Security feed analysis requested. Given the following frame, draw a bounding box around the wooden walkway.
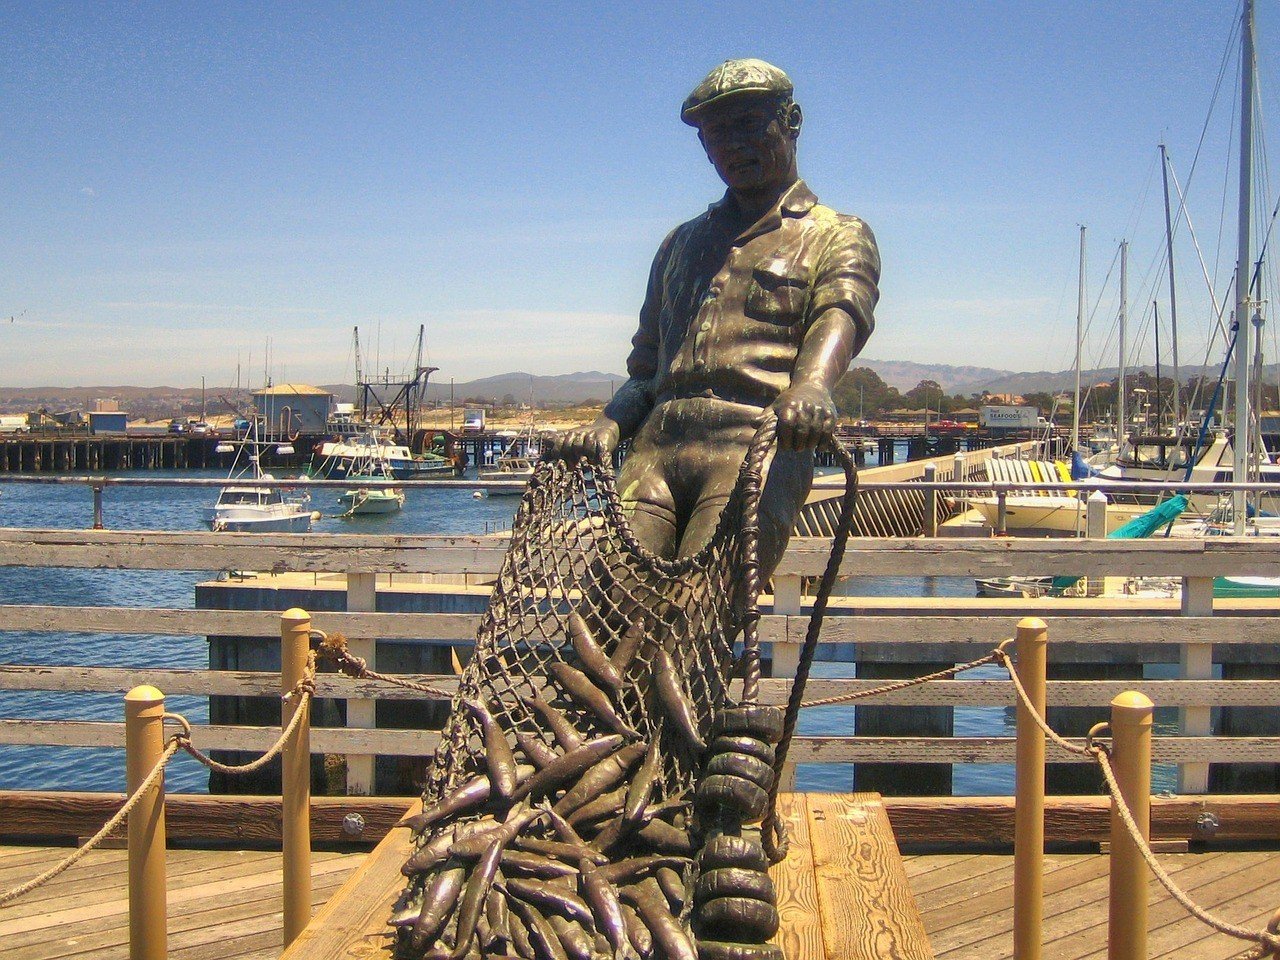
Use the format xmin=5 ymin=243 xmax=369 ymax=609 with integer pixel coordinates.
xmin=904 ymin=848 xmax=1280 ymax=960
xmin=0 ymin=843 xmax=364 ymax=960
xmin=3 ymin=814 xmax=1279 ymax=959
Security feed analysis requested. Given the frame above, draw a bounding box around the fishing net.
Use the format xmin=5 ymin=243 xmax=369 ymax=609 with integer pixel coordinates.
xmin=391 ymin=416 xmax=857 ymax=960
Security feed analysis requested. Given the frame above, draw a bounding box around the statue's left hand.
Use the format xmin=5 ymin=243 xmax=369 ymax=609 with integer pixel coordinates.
xmin=772 ymin=383 xmax=838 ymax=452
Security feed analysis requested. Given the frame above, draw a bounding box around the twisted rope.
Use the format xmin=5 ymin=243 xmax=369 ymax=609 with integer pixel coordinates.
xmin=0 ymin=738 xmax=181 ymax=908
xmin=314 ymin=629 xmax=457 ymax=699
xmin=1094 ymin=745 xmax=1280 ymax=956
xmin=998 ymin=644 xmax=1280 ymax=955
xmin=175 ymin=653 xmax=317 ymax=775
xmin=797 ymin=650 xmax=1002 ymax=709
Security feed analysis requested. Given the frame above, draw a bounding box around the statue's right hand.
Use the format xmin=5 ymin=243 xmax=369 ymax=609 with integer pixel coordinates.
xmin=542 ymin=420 xmax=620 ymax=464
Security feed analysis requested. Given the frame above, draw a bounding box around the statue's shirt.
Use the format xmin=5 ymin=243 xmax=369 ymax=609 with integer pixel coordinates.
xmin=626 ymin=179 xmax=880 ymax=408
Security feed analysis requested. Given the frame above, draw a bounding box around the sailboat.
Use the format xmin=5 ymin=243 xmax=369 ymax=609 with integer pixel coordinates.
xmin=1134 ymin=0 xmax=1280 ymax=596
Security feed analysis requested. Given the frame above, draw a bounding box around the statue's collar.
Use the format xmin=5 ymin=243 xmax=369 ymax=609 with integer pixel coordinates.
xmin=710 ymin=180 xmax=817 ymax=244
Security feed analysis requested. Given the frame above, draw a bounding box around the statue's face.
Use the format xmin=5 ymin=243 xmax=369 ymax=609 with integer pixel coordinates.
xmin=697 ymin=97 xmax=798 ymax=194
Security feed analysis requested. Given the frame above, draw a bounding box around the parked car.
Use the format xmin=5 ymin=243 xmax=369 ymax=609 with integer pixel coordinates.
xmin=167 ymin=418 xmax=188 ymax=435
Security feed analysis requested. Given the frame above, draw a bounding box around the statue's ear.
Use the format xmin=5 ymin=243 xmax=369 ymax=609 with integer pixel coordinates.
xmin=787 ymin=103 xmax=803 ymax=140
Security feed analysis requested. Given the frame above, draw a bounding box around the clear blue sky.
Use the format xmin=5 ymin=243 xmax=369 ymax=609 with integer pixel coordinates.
xmin=1 ymin=1 xmax=1272 ymax=387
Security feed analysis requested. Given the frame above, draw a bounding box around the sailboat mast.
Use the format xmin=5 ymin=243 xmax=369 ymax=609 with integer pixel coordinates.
xmin=1073 ymin=225 xmax=1086 ymax=452
xmin=1160 ymin=144 xmax=1181 ymax=429
xmin=1233 ymin=0 xmax=1256 ymax=533
xmin=1119 ymin=240 xmax=1128 ymax=451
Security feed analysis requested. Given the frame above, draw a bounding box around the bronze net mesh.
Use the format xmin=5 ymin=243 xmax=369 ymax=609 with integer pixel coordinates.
xmin=420 ymin=453 xmax=747 ymax=830
xmin=393 ymin=422 xmax=856 ymax=958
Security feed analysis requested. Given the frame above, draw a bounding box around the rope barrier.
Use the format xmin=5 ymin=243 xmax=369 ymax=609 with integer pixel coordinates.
xmin=0 ymin=738 xmax=181 ymax=908
xmin=0 ymin=655 xmax=318 ymax=908
xmin=997 ymin=644 xmax=1280 ymax=957
xmin=313 ymin=629 xmax=457 ymax=700
xmin=1094 ymin=746 xmax=1280 ymax=956
xmin=6 ymin=617 xmax=1279 ymax=958
xmin=797 ymin=649 xmax=1003 ymax=709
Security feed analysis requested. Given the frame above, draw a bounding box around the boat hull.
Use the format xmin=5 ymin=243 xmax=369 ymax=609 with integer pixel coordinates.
xmin=339 ymin=489 xmax=405 ymax=515
xmin=968 ymin=496 xmax=1150 ymax=535
xmin=204 ymin=507 xmax=313 ymax=533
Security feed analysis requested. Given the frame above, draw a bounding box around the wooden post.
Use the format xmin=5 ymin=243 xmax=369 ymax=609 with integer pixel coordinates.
xmin=281 ymin=608 xmax=312 ymax=946
xmin=1086 ymin=491 xmax=1108 ymax=595
xmin=346 ymin=573 xmax=377 ymax=794
xmin=92 ymin=483 xmax=104 ymax=530
xmin=923 ymin=463 xmax=938 ymax=537
xmin=125 ymin=685 xmax=167 ymax=960
xmin=995 ymin=488 xmax=1008 ymax=536
xmin=1013 ymin=617 xmax=1047 ymax=960
xmin=1108 ymin=691 xmax=1153 ymax=960
xmin=1179 ymin=577 xmax=1213 ymax=793
xmin=771 ymin=574 xmax=803 ymax=790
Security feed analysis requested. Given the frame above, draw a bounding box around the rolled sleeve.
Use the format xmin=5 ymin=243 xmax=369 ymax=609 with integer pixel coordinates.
xmin=624 ymin=228 xmax=677 ymax=381
xmin=809 ymin=216 xmax=881 ymax=354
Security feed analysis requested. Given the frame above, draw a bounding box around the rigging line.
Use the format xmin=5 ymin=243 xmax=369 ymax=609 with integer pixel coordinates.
xmin=1180 ymin=7 xmax=1243 ymax=211
xmin=1166 ymin=160 xmax=1234 ymax=342
xmin=1123 ymin=149 xmax=1161 ymax=245
xmin=1214 ymin=66 xmax=1241 ymax=295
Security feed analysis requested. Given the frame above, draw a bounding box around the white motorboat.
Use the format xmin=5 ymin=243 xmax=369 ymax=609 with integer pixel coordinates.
xmin=205 ymin=420 xmax=313 ymax=533
xmin=478 ymin=422 xmax=542 ymax=495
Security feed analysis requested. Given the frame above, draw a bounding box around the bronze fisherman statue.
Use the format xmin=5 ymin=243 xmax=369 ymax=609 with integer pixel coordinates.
xmin=393 ymin=60 xmax=882 ymax=960
xmin=549 ymin=58 xmax=880 ymax=576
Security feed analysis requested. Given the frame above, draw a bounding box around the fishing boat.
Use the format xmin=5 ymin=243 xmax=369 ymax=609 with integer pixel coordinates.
xmin=205 ymin=419 xmax=314 ymax=533
xmin=339 ymin=455 xmax=405 ymax=517
xmin=311 ymin=431 xmax=458 ymax=480
xmin=966 ymin=455 xmax=1149 ymax=535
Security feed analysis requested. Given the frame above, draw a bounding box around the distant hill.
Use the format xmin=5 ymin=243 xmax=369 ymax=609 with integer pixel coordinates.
xmin=856 ymin=359 xmax=1015 ymax=392
xmin=5 ymin=361 xmax=1275 ymax=418
xmin=419 ymin=371 xmax=630 ymax=406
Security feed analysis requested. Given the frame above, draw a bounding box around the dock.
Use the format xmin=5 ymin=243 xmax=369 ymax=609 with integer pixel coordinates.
xmin=4 ymin=808 xmax=1278 ymax=960
xmin=2 ymin=462 xmax=1280 ymax=958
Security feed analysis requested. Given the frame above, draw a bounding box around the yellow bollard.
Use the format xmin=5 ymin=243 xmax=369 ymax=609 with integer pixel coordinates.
xmin=1108 ymin=691 xmax=1153 ymax=960
xmin=281 ymin=608 xmax=313 ymax=946
xmin=1013 ymin=617 xmax=1048 ymax=960
xmin=125 ymin=685 xmax=167 ymax=960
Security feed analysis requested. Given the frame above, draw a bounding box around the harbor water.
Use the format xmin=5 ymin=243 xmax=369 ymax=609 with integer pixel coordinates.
xmin=0 ymin=465 xmax=1178 ymax=796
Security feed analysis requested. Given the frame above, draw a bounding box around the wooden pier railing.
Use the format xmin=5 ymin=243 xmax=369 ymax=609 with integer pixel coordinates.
xmin=2 ymin=521 xmax=1279 ymax=807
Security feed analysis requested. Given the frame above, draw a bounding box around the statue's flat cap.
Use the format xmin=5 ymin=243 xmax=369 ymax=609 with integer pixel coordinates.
xmin=681 ymin=59 xmax=793 ymax=126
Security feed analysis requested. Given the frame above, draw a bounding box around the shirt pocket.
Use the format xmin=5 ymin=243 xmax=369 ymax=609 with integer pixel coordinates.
xmin=745 ymin=257 xmax=809 ymax=324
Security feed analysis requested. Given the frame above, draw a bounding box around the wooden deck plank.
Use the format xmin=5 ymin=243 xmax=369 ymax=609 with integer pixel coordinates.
xmin=1036 ymin=852 xmax=1274 ymax=954
xmin=278 ymin=801 xmax=420 ymax=960
xmin=930 ymin=850 xmax=1254 ymax=956
xmin=807 ymin=792 xmax=936 ymax=960
xmin=0 ymin=848 xmax=282 ymax=918
xmin=1069 ymin=853 xmax=1280 ymax=960
xmin=914 ymin=854 xmax=1097 ymax=934
xmin=769 ymin=792 xmax=825 ymax=960
xmin=908 ymin=850 xmax=1280 ymax=960
xmin=0 ymin=849 xmax=293 ymax=928
xmin=1 ymin=852 xmax=360 ymax=960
